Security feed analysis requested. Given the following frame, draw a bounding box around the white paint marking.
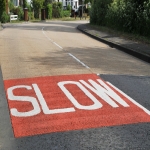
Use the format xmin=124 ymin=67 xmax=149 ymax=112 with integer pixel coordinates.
xmin=68 ymin=53 xmax=90 ymax=69
xmin=58 ymin=81 xmax=102 ymax=110
xmin=42 ymin=27 xmax=90 ymax=69
xmin=80 ymin=79 xmax=129 ymax=108
xmin=7 ymin=85 xmax=41 ymax=117
xmin=107 ymin=82 xmax=150 ymax=115
xmin=42 ymin=27 xmax=63 ymax=49
xmin=32 ymin=84 xmax=75 ymax=114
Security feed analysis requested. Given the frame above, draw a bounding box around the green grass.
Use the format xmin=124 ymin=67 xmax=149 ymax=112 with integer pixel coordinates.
xmin=46 ymin=16 xmax=89 ymax=21
xmin=30 ymin=19 xmax=41 ymax=23
xmin=30 ymin=17 xmax=80 ymax=22
xmin=87 ymin=24 xmax=150 ymax=45
xmin=7 ymin=16 xmax=89 ymax=23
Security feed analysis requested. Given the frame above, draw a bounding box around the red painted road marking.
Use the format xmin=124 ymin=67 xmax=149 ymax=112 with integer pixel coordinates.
xmin=4 ymin=74 xmax=150 ymax=137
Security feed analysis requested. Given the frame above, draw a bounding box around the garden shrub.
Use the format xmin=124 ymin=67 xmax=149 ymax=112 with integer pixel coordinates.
xmin=47 ymin=4 xmax=52 ymax=19
xmin=62 ymin=10 xmax=70 ymax=17
xmin=28 ymin=12 xmax=34 ymax=20
xmin=90 ymin=0 xmax=112 ymax=25
xmin=67 ymin=4 xmax=71 ymax=11
xmin=12 ymin=6 xmax=24 ymax=20
xmin=52 ymin=2 xmax=63 ymax=18
xmin=1 ymin=11 xmax=9 ymax=23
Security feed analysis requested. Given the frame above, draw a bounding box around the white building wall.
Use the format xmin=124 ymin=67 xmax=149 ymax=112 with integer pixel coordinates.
xmin=58 ymin=0 xmax=78 ymax=10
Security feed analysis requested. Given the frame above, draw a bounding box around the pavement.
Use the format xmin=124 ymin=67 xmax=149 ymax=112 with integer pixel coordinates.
xmin=77 ymin=23 xmax=150 ymax=63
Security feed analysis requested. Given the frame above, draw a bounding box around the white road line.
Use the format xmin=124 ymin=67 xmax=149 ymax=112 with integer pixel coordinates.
xmin=42 ymin=27 xmax=63 ymax=49
xmin=42 ymin=27 xmax=90 ymax=69
xmin=68 ymin=53 xmax=90 ymax=69
xmin=107 ymin=82 xmax=150 ymax=115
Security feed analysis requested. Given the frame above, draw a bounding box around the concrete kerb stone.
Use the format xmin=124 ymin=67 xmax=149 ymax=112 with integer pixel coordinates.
xmin=77 ymin=24 xmax=150 ymax=63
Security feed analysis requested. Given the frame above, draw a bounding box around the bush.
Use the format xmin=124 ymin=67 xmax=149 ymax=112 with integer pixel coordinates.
xmin=67 ymin=4 xmax=71 ymax=11
xmin=90 ymin=0 xmax=112 ymax=25
xmin=12 ymin=7 xmax=24 ymax=20
xmin=57 ymin=2 xmax=62 ymax=9
xmin=52 ymin=2 xmax=63 ymax=18
xmin=1 ymin=11 xmax=9 ymax=23
xmin=141 ymin=0 xmax=150 ymax=36
xmin=32 ymin=0 xmax=44 ymax=19
xmin=90 ymin=2 xmax=97 ymax=24
xmin=34 ymin=9 xmax=39 ymax=19
xmin=47 ymin=4 xmax=52 ymax=19
xmin=105 ymin=0 xmax=150 ymax=37
xmin=87 ymin=7 xmax=91 ymax=16
xmin=52 ymin=9 xmax=59 ymax=18
xmin=62 ymin=10 xmax=70 ymax=17
xmin=28 ymin=12 xmax=34 ymax=20
xmin=91 ymin=0 xmax=150 ymax=38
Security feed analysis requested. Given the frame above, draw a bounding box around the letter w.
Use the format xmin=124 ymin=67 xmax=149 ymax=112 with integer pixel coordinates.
xmin=79 ymin=79 xmax=129 ymax=108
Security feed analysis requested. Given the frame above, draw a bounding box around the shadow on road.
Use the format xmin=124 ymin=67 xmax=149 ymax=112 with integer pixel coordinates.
xmin=27 ymin=46 xmax=150 ymax=76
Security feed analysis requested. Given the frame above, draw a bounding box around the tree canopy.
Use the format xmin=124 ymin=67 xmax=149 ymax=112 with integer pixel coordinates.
xmin=23 ymin=0 xmax=28 ymax=8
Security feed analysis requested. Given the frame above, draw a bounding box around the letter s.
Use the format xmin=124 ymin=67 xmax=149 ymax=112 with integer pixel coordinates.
xmin=7 ymin=85 xmax=41 ymax=117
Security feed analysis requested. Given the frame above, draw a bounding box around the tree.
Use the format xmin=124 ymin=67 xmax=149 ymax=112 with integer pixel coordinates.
xmin=9 ymin=0 xmax=14 ymax=12
xmin=47 ymin=3 xmax=52 ymax=19
xmin=23 ymin=0 xmax=28 ymax=8
xmin=0 ymin=0 xmax=6 ymax=21
xmin=44 ymin=0 xmax=53 ymax=7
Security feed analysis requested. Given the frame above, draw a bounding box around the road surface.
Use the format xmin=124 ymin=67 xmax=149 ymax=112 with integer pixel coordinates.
xmin=0 ymin=21 xmax=150 ymax=150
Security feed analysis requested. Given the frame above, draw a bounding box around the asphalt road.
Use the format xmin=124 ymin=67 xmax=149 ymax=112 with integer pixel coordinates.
xmin=0 ymin=20 xmax=150 ymax=150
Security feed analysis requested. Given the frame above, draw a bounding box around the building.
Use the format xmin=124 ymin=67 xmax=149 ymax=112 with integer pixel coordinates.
xmin=11 ymin=0 xmax=24 ymax=7
xmin=60 ymin=0 xmax=78 ymax=10
xmin=5 ymin=0 xmax=22 ymax=14
xmin=58 ymin=0 xmax=83 ymax=10
xmin=5 ymin=0 xmax=85 ymax=14
xmin=12 ymin=0 xmax=20 ymax=6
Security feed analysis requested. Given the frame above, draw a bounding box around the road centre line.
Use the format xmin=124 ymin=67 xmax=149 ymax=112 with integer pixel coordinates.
xmin=68 ymin=53 xmax=90 ymax=69
xmin=42 ymin=26 xmax=90 ymax=70
xmin=42 ymin=27 xmax=63 ymax=49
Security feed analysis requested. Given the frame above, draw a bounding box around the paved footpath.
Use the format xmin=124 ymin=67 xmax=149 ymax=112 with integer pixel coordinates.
xmin=78 ymin=24 xmax=150 ymax=63
xmin=0 ymin=21 xmax=150 ymax=150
